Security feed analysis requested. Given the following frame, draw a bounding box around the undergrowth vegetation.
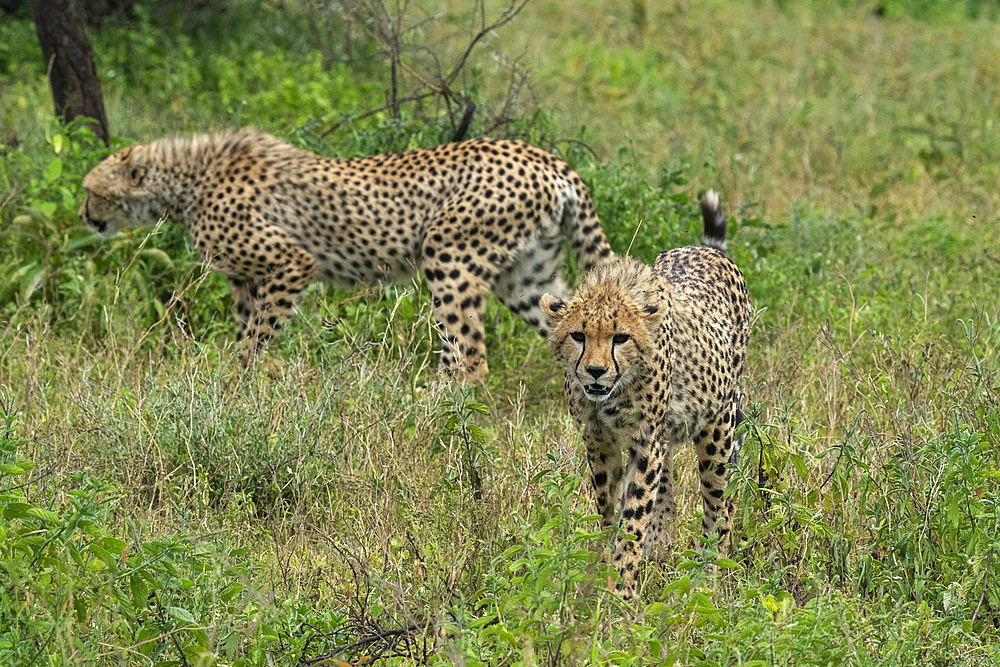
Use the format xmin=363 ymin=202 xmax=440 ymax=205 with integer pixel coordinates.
xmin=2 ymin=0 xmax=1000 ymax=664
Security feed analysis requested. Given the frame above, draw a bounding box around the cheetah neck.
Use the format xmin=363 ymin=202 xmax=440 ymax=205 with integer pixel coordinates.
xmin=141 ymin=136 xmax=220 ymax=224
xmin=142 ymin=129 xmax=291 ymax=226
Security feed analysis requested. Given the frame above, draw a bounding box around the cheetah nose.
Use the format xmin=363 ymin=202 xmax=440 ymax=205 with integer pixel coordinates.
xmin=586 ymin=365 xmax=607 ymax=380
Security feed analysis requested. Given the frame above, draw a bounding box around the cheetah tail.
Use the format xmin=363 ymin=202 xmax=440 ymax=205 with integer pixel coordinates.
xmin=565 ymin=183 xmax=615 ymax=273
xmin=701 ymin=189 xmax=728 ymax=253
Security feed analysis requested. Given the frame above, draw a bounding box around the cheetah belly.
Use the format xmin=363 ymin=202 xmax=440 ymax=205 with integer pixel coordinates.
xmin=269 ymin=183 xmax=428 ymax=286
xmin=305 ymin=234 xmax=421 ymax=285
xmin=284 ymin=213 xmax=423 ymax=286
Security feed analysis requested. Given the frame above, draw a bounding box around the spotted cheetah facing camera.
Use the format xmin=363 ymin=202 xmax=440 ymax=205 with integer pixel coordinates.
xmin=541 ymin=190 xmax=752 ymax=596
xmin=79 ymin=128 xmax=612 ymax=378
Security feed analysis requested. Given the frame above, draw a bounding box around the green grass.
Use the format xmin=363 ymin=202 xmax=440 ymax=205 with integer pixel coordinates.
xmin=2 ymin=0 xmax=1000 ymax=664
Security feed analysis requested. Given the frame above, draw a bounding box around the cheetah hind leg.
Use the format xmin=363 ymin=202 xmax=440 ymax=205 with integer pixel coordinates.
xmin=693 ymin=402 xmax=741 ymax=561
xmin=231 ymin=280 xmax=267 ymax=368
xmin=492 ymin=234 xmax=568 ymax=339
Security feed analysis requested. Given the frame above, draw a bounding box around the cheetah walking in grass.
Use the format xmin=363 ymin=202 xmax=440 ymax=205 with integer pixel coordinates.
xmin=541 ymin=191 xmax=752 ymax=596
xmin=79 ymin=128 xmax=612 ymax=378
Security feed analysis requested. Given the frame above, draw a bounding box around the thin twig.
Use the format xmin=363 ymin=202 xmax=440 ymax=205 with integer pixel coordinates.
xmin=442 ymin=0 xmax=531 ymax=89
xmin=0 ymin=461 xmax=58 ymax=494
xmin=323 ymin=0 xmax=531 ymax=142
xmin=820 ymin=410 xmax=866 ymax=490
xmin=971 ymin=544 xmax=995 ymax=624
xmin=301 ymin=624 xmax=423 ymax=665
xmin=0 ymin=185 xmax=15 ymax=217
xmin=558 ymin=138 xmax=600 ymax=160
xmin=320 ymin=92 xmax=437 ymax=139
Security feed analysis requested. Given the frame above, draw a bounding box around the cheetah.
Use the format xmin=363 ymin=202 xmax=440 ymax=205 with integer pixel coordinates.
xmin=540 ymin=191 xmax=752 ymax=596
xmin=78 ymin=128 xmax=612 ymax=378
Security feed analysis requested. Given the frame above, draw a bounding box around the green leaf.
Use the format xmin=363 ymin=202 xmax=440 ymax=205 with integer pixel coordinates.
xmin=138 ymin=248 xmax=174 ymax=269
xmin=0 ymin=464 xmax=26 ymax=476
xmin=530 ymin=469 xmax=550 ymax=484
xmin=166 ymin=605 xmax=196 ymax=624
xmin=467 ymin=424 xmax=485 ymax=443
xmin=60 ymin=186 xmax=75 ymax=211
xmin=791 ymin=453 xmax=809 ymax=481
xmin=43 ymin=157 xmax=63 ymax=183
xmin=219 ymin=581 xmax=243 ymax=603
xmin=89 ymin=544 xmax=113 ymax=569
xmin=130 ymin=574 xmax=148 ymax=606
xmin=136 ymin=626 xmax=158 ymax=644
xmin=19 ymin=264 xmax=47 ymax=301
xmin=224 ymin=632 xmax=239 ymax=659
xmin=74 ymin=598 xmax=88 ymax=623
xmin=26 ymin=507 xmax=60 ymax=523
xmin=3 ymin=502 xmax=33 ymax=519
xmin=36 ymin=201 xmax=57 ymax=217
xmin=65 ymin=230 xmax=105 ymax=252
xmin=98 ymin=537 xmax=127 ymax=555
xmin=760 ymin=517 xmax=783 ymax=533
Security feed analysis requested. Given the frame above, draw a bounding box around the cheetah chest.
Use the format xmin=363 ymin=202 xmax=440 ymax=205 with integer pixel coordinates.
xmin=595 ymin=362 xmax=729 ymax=447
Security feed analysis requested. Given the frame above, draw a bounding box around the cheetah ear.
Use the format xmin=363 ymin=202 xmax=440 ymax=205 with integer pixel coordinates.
xmin=640 ymin=297 xmax=665 ymax=321
xmin=540 ymin=293 xmax=567 ymax=325
xmin=125 ymin=146 xmax=147 ymax=186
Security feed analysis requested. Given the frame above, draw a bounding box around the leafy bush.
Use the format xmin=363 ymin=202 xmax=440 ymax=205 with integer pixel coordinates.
xmin=0 ymin=395 xmax=249 ymax=664
xmin=576 ymin=146 xmax=701 ymax=263
xmin=438 ymin=461 xmax=739 ymax=665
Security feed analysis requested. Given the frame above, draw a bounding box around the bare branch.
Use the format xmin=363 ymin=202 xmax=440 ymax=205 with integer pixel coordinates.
xmin=319 ymin=91 xmax=438 ymax=139
xmin=443 ymin=0 xmax=531 ymax=89
xmin=300 ymin=624 xmax=425 ymax=665
xmin=316 ymin=0 xmax=532 ymax=142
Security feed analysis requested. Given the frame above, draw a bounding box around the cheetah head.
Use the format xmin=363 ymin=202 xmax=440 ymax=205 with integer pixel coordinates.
xmin=541 ymin=256 xmax=665 ymax=402
xmin=78 ymin=144 xmax=158 ymax=237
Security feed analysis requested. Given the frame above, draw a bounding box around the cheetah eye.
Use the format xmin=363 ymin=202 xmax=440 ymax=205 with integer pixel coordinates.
xmin=612 ymin=333 xmax=630 ymax=345
xmin=570 ymin=332 xmax=585 ymax=343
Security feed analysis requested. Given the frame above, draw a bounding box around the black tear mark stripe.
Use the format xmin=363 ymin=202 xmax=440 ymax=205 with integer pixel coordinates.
xmin=611 ymin=324 xmax=620 ymax=376
xmin=574 ymin=335 xmax=586 ymax=377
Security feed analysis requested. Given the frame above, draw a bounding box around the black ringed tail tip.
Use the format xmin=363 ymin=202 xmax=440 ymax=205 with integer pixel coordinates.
xmin=700 ymin=189 xmax=728 ymax=253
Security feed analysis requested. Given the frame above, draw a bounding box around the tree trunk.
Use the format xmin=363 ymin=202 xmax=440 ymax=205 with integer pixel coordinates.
xmin=29 ymin=0 xmax=109 ymax=146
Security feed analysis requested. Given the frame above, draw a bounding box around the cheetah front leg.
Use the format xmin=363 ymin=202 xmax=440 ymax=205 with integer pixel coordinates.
xmin=240 ymin=244 xmax=316 ymax=359
xmin=194 ymin=219 xmax=316 ymax=360
xmin=492 ymin=236 xmax=569 ymax=339
xmin=643 ymin=440 xmax=677 ymax=562
xmin=581 ymin=421 xmax=623 ymax=529
xmin=612 ymin=421 xmax=664 ymax=597
xmin=230 ymin=280 xmax=255 ymax=343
